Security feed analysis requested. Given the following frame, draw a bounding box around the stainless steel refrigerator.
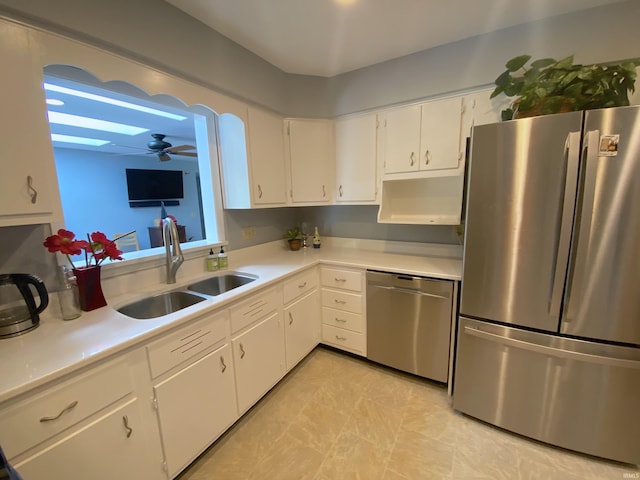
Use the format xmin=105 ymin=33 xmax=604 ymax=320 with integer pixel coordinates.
xmin=453 ymin=106 xmax=640 ymax=465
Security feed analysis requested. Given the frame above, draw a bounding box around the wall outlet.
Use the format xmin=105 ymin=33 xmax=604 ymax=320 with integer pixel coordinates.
xmin=241 ymin=226 xmax=256 ymax=240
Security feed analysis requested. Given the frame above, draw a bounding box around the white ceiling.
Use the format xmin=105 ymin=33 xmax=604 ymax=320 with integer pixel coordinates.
xmin=165 ymin=0 xmax=626 ymax=77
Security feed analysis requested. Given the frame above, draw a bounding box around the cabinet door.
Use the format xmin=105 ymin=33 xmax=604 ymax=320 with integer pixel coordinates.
xmin=420 ymin=96 xmax=463 ymax=171
xmin=0 ymin=21 xmax=58 ymax=223
xmin=247 ymin=107 xmax=287 ymax=205
xmin=232 ymin=311 xmax=285 ymax=414
xmin=15 ymin=400 xmax=160 ymax=480
xmin=153 ymin=344 xmax=237 ymax=478
xmin=381 ymin=104 xmax=421 ymax=174
xmin=287 ymin=119 xmax=334 ymax=203
xmin=335 ymin=114 xmax=378 ymax=203
xmin=284 ymin=290 xmax=320 ymax=370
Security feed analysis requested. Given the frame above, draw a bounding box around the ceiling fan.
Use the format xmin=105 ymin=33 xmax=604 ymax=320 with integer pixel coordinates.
xmin=144 ymin=133 xmax=197 ymax=161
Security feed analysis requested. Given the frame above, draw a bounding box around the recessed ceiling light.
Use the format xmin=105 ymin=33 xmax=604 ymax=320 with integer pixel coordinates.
xmin=46 ymin=98 xmax=64 ymax=106
xmin=51 ymin=133 xmax=110 ymax=146
xmin=43 ymin=83 xmax=188 ymax=121
xmin=47 ymin=111 xmax=149 ymax=136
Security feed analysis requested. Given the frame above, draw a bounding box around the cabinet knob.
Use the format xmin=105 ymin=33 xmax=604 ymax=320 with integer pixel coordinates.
xmin=410 ymin=152 xmax=415 ymax=166
xmin=335 ymin=335 xmax=347 ymax=341
xmin=239 ymin=343 xmax=246 ymax=359
xmin=425 ymin=150 xmax=431 ymax=165
xmin=334 ymin=299 xmax=347 ymax=305
xmin=27 ymin=175 xmax=38 ymax=204
xmin=289 ymin=312 xmax=294 ymax=325
xmin=298 ymin=281 xmax=307 ymax=289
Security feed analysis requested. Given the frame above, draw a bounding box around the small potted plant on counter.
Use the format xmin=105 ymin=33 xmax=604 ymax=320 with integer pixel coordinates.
xmin=284 ymin=226 xmax=303 ymax=251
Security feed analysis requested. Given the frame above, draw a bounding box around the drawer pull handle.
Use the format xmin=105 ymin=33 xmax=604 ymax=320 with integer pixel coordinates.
xmin=258 ymin=184 xmax=263 ymax=199
xmin=335 ymin=335 xmax=347 ymax=341
xmin=27 ymin=175 xmax=38 ymax=204
xmin=40 ymin=400 xmax=78 ymax=422
xmin=339 ymin=185 xmax=343 ymax=197
xmin=334 ymin=299 xmax=347 ymax=305
xmin=425 ymin=149 xmax=431 ymax=165
xmin=289 ymin=312 xmax=294 ymax=325
xmin=220 ymin=355 xmax=227 ymax=373
xmin=335 ymin=317 xmax=347 ymax=323
xmin=334 ymin=277 xmax=347 ymax=282
xmin=239 ymin=343 xmax=246 ymax=359
xmin=322 ymin=184 xmax=326 ymax=198
xmin=123 ymin=415 xmax=133 ymax=438
xmin=298 ymin=282 xmax=307 ymax=289
xmin=410 ymin=152 xmax=415 ymax=166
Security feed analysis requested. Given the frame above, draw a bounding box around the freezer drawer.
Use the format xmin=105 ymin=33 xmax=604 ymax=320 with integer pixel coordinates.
xmin=453 ymin=317 xmax=640 ymax=465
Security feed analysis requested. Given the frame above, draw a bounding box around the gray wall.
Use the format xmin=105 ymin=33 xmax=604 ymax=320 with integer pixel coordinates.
xmin=1 ymin=0 xmax=639 ymax=254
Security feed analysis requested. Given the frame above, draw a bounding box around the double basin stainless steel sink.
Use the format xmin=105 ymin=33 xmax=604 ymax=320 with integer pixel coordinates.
xmin=117 ymin=273 xmax=256 ymax=320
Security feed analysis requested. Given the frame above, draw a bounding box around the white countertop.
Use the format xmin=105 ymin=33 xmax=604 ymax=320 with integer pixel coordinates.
xmin=0 ymin=239 xmax=461 ymax=404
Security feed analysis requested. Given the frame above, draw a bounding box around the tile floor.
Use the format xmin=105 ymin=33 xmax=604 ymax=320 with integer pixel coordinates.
xmin=178 ymin=346 xmax=639 ymax=480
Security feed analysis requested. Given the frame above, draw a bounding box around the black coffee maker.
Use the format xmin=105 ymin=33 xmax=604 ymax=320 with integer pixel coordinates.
xmin=0 ymin=273 xmax=49 ymax=338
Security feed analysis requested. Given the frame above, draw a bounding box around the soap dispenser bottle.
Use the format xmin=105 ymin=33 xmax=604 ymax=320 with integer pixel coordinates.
xmin=218 ymin=246 xmax=228 ymax=269
xmin=313 ymin=226 xmax=321 ymax=249
xmin=206 ymin=248 xmax=219 ymax=271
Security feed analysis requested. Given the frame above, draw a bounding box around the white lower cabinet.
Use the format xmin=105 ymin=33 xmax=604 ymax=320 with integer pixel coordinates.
xmin=14 ymin=399 xmax=157 ymax=480
xmin=153 ymin=344 xmax=237 ymax=478
xmin=320 ymin=266 xmax=366 ymax=356
xmin=284 ymin=289 xmax=321 ymax=370
xmin=232 ymin=309 xmax=285 ymax=415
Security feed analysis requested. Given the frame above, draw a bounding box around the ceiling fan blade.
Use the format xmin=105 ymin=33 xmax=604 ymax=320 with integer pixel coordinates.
xmin=167 ymin=144 xmax=196 ymax=153
xmin=158 ymin=152 xmax=171 ymax=162
xmin=172 ymin=152 xmax=198 ymax=158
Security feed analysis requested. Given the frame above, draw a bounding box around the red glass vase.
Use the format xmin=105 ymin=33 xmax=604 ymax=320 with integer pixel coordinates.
xmin=73 ymin=266 xmax=107 ymax=311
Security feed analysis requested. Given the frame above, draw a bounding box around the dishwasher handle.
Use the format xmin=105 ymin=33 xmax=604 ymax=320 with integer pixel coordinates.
xmin=368 ymin=284 xmax=450 ymax=300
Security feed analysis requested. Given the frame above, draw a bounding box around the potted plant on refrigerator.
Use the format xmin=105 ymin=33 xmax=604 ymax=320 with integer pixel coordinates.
xmin=491 ymin=54 xmax=638 ymax=120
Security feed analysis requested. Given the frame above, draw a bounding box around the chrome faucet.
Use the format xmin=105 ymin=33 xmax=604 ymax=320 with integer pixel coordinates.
xmin=161 ymin=209 xmax=184 ymax=284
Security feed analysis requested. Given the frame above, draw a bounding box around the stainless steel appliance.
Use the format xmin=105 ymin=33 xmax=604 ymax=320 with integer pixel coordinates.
xmin=0 ymin=273 xmax=49 ymax=338
xmin=366 ymin=270 xmax=454 ymax=382
xmin=453 ymin=106 xmax=640 ymax=465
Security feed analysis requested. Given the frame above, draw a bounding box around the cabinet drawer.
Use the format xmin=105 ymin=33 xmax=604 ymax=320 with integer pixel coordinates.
xmin=283 ymin=269 xmax=318 ymax=304
xmin=230 ymin=287 xmax=279 ymax=334
xmin=321 ymin=307 xmax=364 ymax=333
xmin=0 ymin=358 xmax=131 ymax=459
xmin=321 ymin=289 xmax=362 ymax=314
xmin=146 ymin=313 xmax=228 ymax=378
xmin=320 ymin=267 xmax=362 ymax=292
xmin=322 ymin=324 xmax=365 ymax=354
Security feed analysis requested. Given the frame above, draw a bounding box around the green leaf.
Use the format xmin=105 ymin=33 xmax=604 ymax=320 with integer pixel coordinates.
xmin=530 ymin=58 xmax=556 ymax=69
xmin=555 ymin=55 xmax=575 ymax=69
xmin=505 ymin=55 xmax=531 ymax=72
xmin=490 ymin=86 xmax=504 ymax=99
xmin=494 ymin=70 xmax=511 ymax=88
xmin=501 ymin=108 xmax=514 ymax=121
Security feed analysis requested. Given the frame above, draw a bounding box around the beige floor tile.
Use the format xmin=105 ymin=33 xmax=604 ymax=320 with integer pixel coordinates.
xmin=315 ymin=430 xmax=391 ymax=480
xmin=287 ymin=398 xmax=349 ymax=453
xmin=386 ymin=428 xmax=455 ymax=479
xmin=343 ymin=396 xmax=404 ymax=449
xmin=248 ymin=431 xmax=325 ymax=480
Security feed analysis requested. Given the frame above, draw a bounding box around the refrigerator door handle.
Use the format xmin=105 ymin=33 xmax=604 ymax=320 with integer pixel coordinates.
xmin=463 ymin=326 xmax=640 ymax=369
xmin=564 ymin=130 xmax=600 ymax=322
xmin=549 ymin=132 xmax=581 ymax=318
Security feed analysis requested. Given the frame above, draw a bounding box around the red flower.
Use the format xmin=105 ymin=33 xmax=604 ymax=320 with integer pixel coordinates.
xmin=44 ymin=229 xmax=125 ymax=267
xmin=43 ymin=229 xmax=90 ymax=256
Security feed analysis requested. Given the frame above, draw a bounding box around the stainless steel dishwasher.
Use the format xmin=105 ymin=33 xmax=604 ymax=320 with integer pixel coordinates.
xmin=366 ymin=270 xmax=453 ymax=382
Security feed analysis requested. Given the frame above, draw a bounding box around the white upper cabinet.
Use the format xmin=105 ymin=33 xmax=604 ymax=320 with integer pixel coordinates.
xmin=219 ymin=107 xmax=287 ymax=209
xmin=286 ymin=118 xmax=335 ymax=204
xmin=0 ymin=20 xmax=61 ymax=226
xmin=381 ymin=96 xmax=464 ymax=176
xmin=246 ymin=107 xmax=287 ymax=206
xmin=334 ymin=113 xmax=378 ymax=204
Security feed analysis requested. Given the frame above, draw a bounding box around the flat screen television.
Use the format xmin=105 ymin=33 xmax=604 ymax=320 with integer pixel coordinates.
xmin=126 ymin=168 xmax=184 ymax=201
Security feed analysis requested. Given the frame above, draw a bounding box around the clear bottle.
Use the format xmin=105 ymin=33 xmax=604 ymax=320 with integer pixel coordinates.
xmin=58 ymin=266 xmax=81 ymax=321
xmin=206 ymin=248 xmax=219 ymax=271
xmin=218 ymin=246 xmax=229 ymax=269
xmin=313 ymin=226 xmax=321 ymax=249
